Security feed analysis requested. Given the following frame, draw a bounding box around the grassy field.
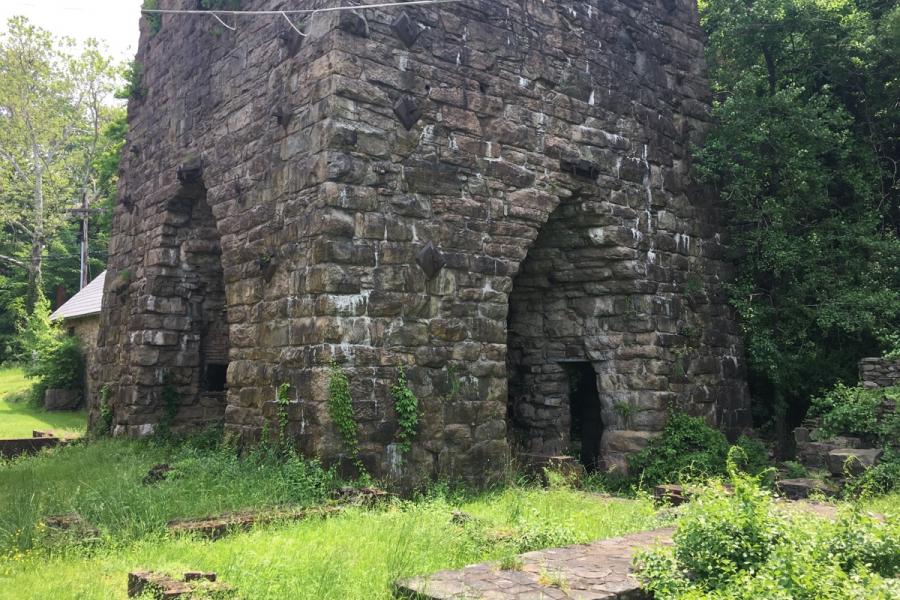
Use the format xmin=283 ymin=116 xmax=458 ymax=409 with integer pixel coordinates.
xmin=0 ymin=439 xmax=662 ymax=599
xmin=0 ymin=367 xmax=86 ymax=438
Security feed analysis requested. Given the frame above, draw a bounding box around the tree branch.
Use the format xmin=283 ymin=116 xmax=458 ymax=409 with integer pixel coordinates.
xmin=0 ymin=254 xmax=26 ymax=268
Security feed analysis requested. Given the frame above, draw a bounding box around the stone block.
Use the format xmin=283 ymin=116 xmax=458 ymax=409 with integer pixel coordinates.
xmin=826 ymin=448 xmax=883 ymax=477
xmin=43 ymin=388 xmax=81 ymax=411
xmin=776 ymin=478 xmax=839 ymax=500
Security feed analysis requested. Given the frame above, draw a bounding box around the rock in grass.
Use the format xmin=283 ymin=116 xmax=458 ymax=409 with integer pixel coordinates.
xmin=142 ymin=463 xmax=172 ymax=485
xmin=826 ymin=448 xmax=883 ymax=476
xmin=776 ymin=478 xmax=839 ymax=500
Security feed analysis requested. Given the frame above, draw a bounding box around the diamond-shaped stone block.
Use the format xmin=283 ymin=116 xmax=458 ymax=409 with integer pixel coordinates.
xmin=416 ymin=242 xmax=445 ymax=279
xmin=392 ymin=11 xmax=420 ymax=48
xmin=393 ymin=95 xmax=423 ymax=131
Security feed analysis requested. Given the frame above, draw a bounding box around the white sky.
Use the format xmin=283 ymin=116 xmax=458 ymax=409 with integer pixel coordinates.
xmin=1 ymin=0 xmax=144 ymax=61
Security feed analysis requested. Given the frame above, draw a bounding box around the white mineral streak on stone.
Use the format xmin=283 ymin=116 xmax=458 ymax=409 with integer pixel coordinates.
xmin=387 ymin=443 xmax=403 ymax=477
xmin=588 ymin=90 xmax=596 ymax=105
xmin=603 ymin=131 xmax=627 ymax=147
xmin=398 ymin=53 xmax=408 ymax=72
xmin=330 ymin=290 xmax=371 ymax=316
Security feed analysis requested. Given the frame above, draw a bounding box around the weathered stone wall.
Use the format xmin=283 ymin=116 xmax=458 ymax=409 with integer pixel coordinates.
xmin=66 ymin=315 xmax=100 ymax=408
xmin=95 ymin=0 xmax=751 ymax=483
xmin=859 ymin=358 xmax=900 ymax=389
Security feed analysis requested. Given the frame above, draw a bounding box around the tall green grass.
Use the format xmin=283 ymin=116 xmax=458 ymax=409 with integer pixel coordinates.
xmin=0 ymin=438 xmax=662 ymax=599
xmin=0 ymin=439 xmax=340 ymax=550
xmin=0 ymin=486 xmax=659 ymax=599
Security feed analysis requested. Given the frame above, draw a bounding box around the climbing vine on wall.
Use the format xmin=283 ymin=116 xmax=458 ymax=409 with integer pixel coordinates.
xmin=157 ymin=371 xmax=181 ymax=439
xmin=391 ymin=366 xmax=420 ymax=453
xmin=94 ymin=385 xmax=113 ymax=437
xmin=276 ymin=382 xmax=291 ymax=448
xmin=328 ymin=360 xmax=362 ymax=469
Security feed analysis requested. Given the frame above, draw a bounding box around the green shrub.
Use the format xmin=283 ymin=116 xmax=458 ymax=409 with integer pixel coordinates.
xmin=672 ymin=473 xmax=782 ymax=590
xmin=18 ymin=294 xmax=84 ymax=407
xmin=627 ymin=412 xmax=730 ymax=488
xmin=809 ymin=383 xmax=900 ymax=445
xmin=117 ymin=61 xmax=145 ymax=100
xmin=636 ymin=470 xmax=900 ymax=599
xmin=844 ymin=450 xmax=900 ymax=498
xmin=782 ymin=460 xmax=809 ymax=479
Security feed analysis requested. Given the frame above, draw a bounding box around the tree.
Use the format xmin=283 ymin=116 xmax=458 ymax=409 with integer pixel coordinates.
xmin=697 ymin=0 xmax=900 ymax=450
xmin=0 ymin=17 xmax=122 ymax=312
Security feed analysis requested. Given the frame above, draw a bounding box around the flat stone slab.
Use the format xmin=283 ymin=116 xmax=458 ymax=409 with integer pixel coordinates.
xmin=395 ymin=528 xmax=674 ymax=599
xmin=826 ymin=448 xmax=883 ymax=476
xmin=127 ymin=570 xmax=232 ymax=598
xmin=167 ymin=505 xmax=341 ymax=540
xmin=776 ymin=478 xmax=839 ymax=500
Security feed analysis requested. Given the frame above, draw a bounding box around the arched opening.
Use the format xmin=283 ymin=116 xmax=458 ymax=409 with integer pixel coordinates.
xmin=506 ymin=196 xmax=607 ymax=471
xmin=166 ymin=177 xmax=229 ymax=416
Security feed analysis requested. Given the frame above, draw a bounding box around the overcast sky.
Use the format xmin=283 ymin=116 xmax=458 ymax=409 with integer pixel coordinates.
xmin=1 ymin=1 xmax=144 ymax=61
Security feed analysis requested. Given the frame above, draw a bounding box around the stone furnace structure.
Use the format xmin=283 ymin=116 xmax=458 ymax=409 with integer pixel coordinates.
xmin=95 ymin=0 xmax=752 ymax=482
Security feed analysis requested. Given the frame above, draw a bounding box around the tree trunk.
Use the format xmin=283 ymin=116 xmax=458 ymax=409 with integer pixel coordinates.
xmin=26 ymin=160 xmax=44 ymax=312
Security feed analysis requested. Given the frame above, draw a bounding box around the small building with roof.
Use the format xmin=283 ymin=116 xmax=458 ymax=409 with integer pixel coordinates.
xmin=50 ymin=271 xmax=106 ymax=408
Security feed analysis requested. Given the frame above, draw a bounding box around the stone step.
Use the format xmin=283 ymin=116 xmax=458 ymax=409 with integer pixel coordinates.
xmin=825 ymin=448 xmax=883 ymax=477
xmin=775 ymin=478 xmax=840 ymax=500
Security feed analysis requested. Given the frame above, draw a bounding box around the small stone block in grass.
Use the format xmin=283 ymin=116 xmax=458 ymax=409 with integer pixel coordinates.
xmin=127 ymin=571 xmax=232 ymax=598
xmin=167 ymin=506 xmax=341 ymax=540
xmin=776 ymin=478 xmax=839 ymax=500
xmin=331 ymin=486 xmax=392 ymax=506
xmin=654 ymin=484 xmax=688 ymax=506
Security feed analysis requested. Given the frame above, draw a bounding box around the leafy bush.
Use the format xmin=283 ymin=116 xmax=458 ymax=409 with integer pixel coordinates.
xmin=628 ymin=413 xmax=731 ymax=487
xmin=18 ymin=294 xmax=84 ymax=407
xmin=636 ymin=469 xmax=900 ymax=599
xmin=782 ymin=460 xmax=809 ymax=479
xmin=809 ymin=383 xmax=900 ymax=445
xmin=844 ymin=450 xmax=900 ymax=498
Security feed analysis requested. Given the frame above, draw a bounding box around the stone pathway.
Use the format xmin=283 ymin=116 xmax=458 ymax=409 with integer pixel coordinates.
xmin=395 ymin=498 xmax=854 ymax=600
xmin=395 ymin=528 xmax=674 ymax=600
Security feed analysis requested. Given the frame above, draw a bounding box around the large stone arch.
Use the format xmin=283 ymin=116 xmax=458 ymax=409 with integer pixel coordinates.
xmin=110 ymin=167 xmax=231 ymax=437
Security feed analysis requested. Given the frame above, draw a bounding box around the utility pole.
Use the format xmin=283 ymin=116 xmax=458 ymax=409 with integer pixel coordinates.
xmin=67 ymin=193 xmax=101 ymax=290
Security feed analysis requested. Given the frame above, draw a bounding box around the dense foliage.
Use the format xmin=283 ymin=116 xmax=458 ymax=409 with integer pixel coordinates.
xmin=627 ymin=412 xmax=770 ymax=487
xmin=0 ymin=17 xmax=125 ymax=363
xmin=809 ymin=382 xmax=900 ymax=495
xmin=18 ymin=293 xmax=83 ymax=406
xmin=697 ymin=0 xmax=900 ymax=440
xmin=809 ymin=383 xmax=900 ymax=445
xmin=637 ymin=471 xmax=900 ymax=598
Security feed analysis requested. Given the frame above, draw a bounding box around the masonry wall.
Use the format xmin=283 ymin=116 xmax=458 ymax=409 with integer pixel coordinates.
xmin=95 ymin=0 xmax=752 ymax=483
xmin=859 ymin=358 xmax=900 ymax=389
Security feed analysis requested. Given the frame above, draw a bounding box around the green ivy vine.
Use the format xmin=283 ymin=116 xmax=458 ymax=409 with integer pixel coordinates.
xmin=391 ymin=366 xmax=420 ymax=453
xmin=95 ymin=384 xmax=113 ymax=437
xmin=328 ymin=360 xmax=362 ymax=469
xmin=276 ymin=382 xmax=291 ymax=447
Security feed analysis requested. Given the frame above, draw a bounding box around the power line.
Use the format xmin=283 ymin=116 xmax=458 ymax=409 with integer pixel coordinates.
xmin=141 ymin=0 xmax=467 ymax=17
